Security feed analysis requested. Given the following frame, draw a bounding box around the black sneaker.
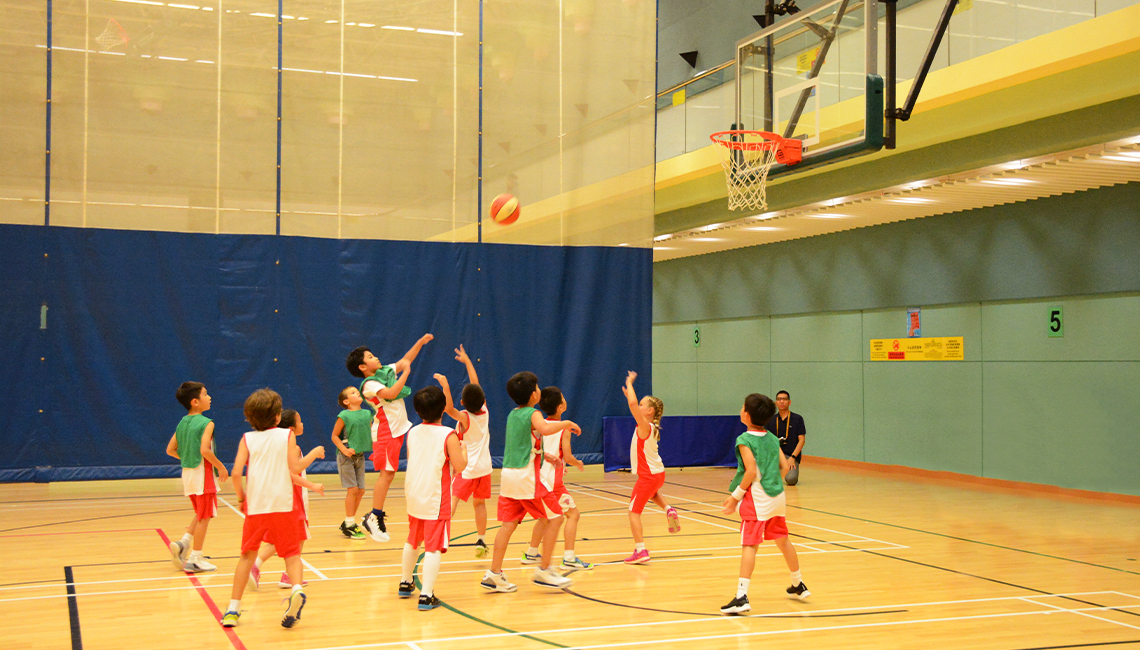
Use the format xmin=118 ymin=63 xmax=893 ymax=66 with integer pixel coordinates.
xmin=338 ymin=521 xmax=353 ymax=538
xmin=787 ymin=582 xmax=810 ymax=600
xmin=362 ymin=511 xmax=390 ymax=543
xmin=418 ymin=594 xmax=441 ymax=611
xmin=720 ymin=594 xmax=751 ymax=615
xmin=398 ymin=581 xmax=416 ymax=598
xmin=474 ymin=539 xmax=488 ymax=558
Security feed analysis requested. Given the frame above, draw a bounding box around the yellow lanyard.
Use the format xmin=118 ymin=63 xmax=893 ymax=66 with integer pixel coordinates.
xmin=779 ymin=414 xmax=789 ymax=443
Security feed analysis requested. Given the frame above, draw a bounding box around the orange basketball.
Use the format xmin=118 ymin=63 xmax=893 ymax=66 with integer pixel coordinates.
xmin=490 ymin=194 xmax=520 ymax=225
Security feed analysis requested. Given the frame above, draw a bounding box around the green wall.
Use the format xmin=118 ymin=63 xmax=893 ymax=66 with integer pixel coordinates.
xmin=653 ymin=294 xmax=1140 ymax=495
xmin=652 ymin=182 xmax=1140 ymax=496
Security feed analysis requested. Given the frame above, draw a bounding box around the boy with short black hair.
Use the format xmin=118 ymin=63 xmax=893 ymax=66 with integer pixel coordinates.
xmin=223 ymin=389 xmax=308 ymax=629
xmin=525 ymin=386 xmax=591 ymax=570
xmin=330 ymin=386 xmax=370 ymax=540
xmin=165 ymin=381 xmax=229 ymax=573
xmin=442 ymin=345 xmax=493 ymax=558
xmin=399 ymin=380 xmax=467 ymax=610
xmin=346 ymin=333 xmax=434 ymax=543
xmin=720 ymin=393 xmax=809 ymax=615
xmin=479 ymin=371 xmax=580 ymax=593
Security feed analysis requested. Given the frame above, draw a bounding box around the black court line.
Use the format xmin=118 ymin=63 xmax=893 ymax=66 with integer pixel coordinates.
xmin=663 ymin=479 xmax=1140 ymax=577
xmin=0 ymin=508 xmax=187 ymax=534
xmin=1010 ymin=642 xmax=1140 ymax=650
xmin=64 ymin=566 xmax=82 ymax=650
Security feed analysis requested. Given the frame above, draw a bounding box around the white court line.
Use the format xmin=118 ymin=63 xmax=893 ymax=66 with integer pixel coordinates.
xmin=297 ymin=592 xmax=1140 ymax=650
xmin=565 ymin=486 xmax=739 ymax=532
xmin=1025 ymin=595 xmax=1140 ymax=631
xmin=218 ymin=496 xmax=328 ymax=581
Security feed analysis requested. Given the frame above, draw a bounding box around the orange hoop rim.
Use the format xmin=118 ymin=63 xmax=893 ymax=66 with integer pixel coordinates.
xmin=710 ymin=130 xmax=784 ymax=152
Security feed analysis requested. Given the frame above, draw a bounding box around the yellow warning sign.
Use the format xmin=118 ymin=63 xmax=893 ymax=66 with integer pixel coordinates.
xmin=870 ymin=337 xmax=964 ymax=361
xmin=796 ymin=47 xmax=820 ymax=76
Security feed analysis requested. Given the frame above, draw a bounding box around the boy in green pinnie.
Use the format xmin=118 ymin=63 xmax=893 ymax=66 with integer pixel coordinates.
xmin=331 ymin=386 xmax=372 ymax=539
xmin=165 ymin=381 xmax=229 ymax=572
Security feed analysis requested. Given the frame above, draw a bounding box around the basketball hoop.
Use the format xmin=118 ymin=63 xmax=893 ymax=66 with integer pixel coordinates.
xmin=95 ymin=19 xmax=129 ymax=52
xmin=710 ymin=130 xmax=802 ymax=211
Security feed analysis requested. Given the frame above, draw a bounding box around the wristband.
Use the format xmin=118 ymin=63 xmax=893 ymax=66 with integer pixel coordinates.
xmin=731 ymin=487 xmax=746 ymax=501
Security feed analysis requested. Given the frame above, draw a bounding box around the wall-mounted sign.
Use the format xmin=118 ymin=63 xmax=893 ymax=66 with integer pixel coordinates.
xmin=1047 ymin=306 xmax=1064 ymax=338
xmin=871 ymin=337 xmax=964 ymax=361
xmin=907 ymin=307 xmax=921 ymax=338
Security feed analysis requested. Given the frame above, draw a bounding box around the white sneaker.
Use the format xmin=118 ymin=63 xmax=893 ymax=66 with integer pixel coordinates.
xmin=479 ymin=570 xmax=517 ymax=593
xmin=362 ymin=512 xmax=391 ymax=543
xmin=532 ymin=567 xmax=573 ymax=590
xmin=184 ymin=558 xmax=217 ymax=573
xmin=169 ymin=540 xmax=188 ymax=570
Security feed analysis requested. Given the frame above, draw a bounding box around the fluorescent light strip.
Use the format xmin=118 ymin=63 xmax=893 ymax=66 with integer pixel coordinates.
xmin=417 ymin=28 xmax=463 ymax=36
xmin=157 ymin=56 xmax=188 ymax=61
xmin=980 ymin=178 xmax=1036 ymax=186
xmin=112 ymin=0 xmax=163 ymax=5
xmin=805 ymin=213 xmax=850 ymax=219
xmin=382 ymin=25 xmax=415 ymax=31
xmin=167 ymin=3 xmax=200 ymax=9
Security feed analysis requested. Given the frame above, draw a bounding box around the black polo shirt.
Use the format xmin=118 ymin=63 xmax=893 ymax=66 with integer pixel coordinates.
xmin=765 ymin=412 xmax=806 ymax=461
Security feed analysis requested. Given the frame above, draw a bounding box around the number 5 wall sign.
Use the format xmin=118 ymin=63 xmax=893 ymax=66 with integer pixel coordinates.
xmin=1048 ymin=306 xmax=1064 ymax=338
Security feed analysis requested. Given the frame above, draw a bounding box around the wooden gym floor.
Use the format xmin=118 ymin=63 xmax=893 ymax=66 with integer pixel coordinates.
xmin=3 ymin=463 xmax=1139 ymax=650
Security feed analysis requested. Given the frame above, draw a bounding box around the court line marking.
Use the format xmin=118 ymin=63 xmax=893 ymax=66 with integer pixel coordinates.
xmin=155 ymin=529 xmax=247 ymax=650
xmin=218 ymin=495 xmax=329 ymax=581
xmin=564 ymin=485 xmax=739 ymax=532
xmin=294 ymin=592 xmax=1140 ymax=650
xmin=1028 ymin=596 xmax=1140 ymax=631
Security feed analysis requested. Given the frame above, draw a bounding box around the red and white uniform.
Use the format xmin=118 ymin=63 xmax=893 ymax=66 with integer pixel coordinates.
xmin=541 ymin=418 xmax=575 ymax=512
xmin=292 ymin=469 xmax=311 ymax=541
xmin=241 ymin=428 xmax=303 ymax=558
xmin=182 ymin=463 xmax=217 ymax=520
xmin=404 ymin=423 xmax=457 ymax=553
xmin=453 ymin=409 xmax=492 ymax=501
xmin=629 ymin=423 xmax=665 ymax=514
xmin=363 ymin=365 xmax=412 ymax=471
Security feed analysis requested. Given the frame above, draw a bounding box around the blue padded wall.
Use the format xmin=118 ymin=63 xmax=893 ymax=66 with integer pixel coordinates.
xmin=0 ymin=224 xmax=651 ymax=482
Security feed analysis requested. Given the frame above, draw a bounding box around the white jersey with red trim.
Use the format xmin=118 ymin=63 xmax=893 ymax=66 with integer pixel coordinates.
xmin=243 ymin=427 xmax=294 ymax=515
xmin=404 ymin=423 xmax=457 ymax=520
xmin=540 ymin=418 xmax=564 ymax=491
xmin=630 ymin=423 xmax=665 ymax=477
xmin=362 ymin=364 xmax=412 ymax=439
xmin=460 ymin=409 xmax=492 ymax=479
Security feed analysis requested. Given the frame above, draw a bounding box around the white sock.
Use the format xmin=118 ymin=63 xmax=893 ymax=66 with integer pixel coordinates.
xmin=737 ymin=578 xmax=750 ymax=598
xmin=422 ymin=551 xmax=442 ymax=597
xmin=477 ymin=534 xmax=486 ymax=543
xmin=228 ymin=599 xmax=240 ymax=613
xmin=188 ymin=550 xmax=202 ymax=562
xmin=253 ymin=557 xmax=263 ymax=569
xmin=345 ymin=517 xmax=354 ymax=526
xmin=564 ymin=550 xmax=576 ymax=561
xmin=527 ymin=546 xmax=540 ymax=556
xmin=790 ymin=570 xmax=802 ymax=586
xmin=180 ymin=533 xmax=192 ymax=546
xmin=634 ymin=542 xmax=646 ymax=552
xmin=401 ymin=543 xmax=417 ymax=583
xmin=292 ymin=583 xmax=303 ymax=595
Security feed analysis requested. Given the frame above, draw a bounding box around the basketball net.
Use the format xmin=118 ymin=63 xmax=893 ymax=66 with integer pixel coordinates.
xmin=95 ymin=19 xmax=129 ymax=52
xmin=710 ymin=131 xmax=798 ymax=212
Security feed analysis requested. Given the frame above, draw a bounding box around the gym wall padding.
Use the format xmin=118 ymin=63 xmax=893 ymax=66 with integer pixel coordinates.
xmin=0 ymin=224 xmax=651 ymax=482
xmin=602 ymin=415 xmax=743 ymax=473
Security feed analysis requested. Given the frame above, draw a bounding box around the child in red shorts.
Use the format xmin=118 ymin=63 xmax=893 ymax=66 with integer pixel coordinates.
xmin=720 ymin=393 xmax=809 ymax=615
xmin=443 ymin=345 xmax=493 ymax=558
xmin=621 ymin=372 xmax=681 ymax=565
xmin=223 ymin=389 xmax=308 ymax=629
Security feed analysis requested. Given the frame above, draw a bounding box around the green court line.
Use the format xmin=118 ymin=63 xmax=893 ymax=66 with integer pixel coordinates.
xmin=663 ymin=479 xmax=1140 ymax=577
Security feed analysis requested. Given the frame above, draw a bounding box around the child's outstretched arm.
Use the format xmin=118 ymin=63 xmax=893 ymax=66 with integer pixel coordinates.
xmin=434 ymin=373 xmax=469 ymax=432
xmin=562 ymin=430 xmax=584 ymax=471
xmin=530 ymin=410 xmax=580 ymax=437
xmin=290 ymin=472 xmax=325 ymax=496
xmin=296 ymin=443 xmax=325 ymax=472
xmin=621 ymin=371 xmax=651 ymax=440
xmin=199 ymin=422 xmax=229 ymax=483
xmin=330 ymin=417 xmax=353 ymax=457
xmin=232 ymin=437 xmax=250 ymax=506
xmin=394 ymin=333 xmax=434 ymax=373
xmin=455 ymin=344 xmax=479 ymax=385
xmin=723 ymin=445 xmax=758 ymax=514
xmin=165 ymin=434 xmax=180 ymax=460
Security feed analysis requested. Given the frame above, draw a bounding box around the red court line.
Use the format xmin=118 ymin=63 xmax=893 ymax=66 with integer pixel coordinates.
xmin=156 ymin=529 xmax=247 ymax=650
xmin=0 ymin=527 xmax=154 ymax=539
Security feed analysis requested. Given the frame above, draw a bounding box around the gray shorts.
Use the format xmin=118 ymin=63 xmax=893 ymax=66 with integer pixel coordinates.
xmin=337 ymin=450 xmax=367 ymax=489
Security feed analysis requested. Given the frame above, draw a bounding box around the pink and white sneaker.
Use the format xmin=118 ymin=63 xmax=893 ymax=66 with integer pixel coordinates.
xmin=248 ymin=565 xmax=261 ymax=591
xmin=623 ymin=549 xmax=651 ymax=564
xmin=666 ymin=507 xmax=681 ymax=534
xmin=278 ymin=573 xmax=309 ymax=589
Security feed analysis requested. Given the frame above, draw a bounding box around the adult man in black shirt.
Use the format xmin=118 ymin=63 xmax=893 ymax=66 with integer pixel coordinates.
xmin=765 ymin=390 xmax=805 ymax=485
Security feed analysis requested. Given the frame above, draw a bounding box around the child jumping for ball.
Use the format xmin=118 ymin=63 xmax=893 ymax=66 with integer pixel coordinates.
xmin=330 ymin=386 xmax=371 ymax=540
xmin=165 ymin=381 xmax=229 ymax=573
xmin=249 ymin=409 xmax=325 ymax=591
xmin=622 ymin=371 xmax=681 ymax=565
xmin=720 ymin=393 xmax=809 ymax=615
xmin=520 ymin=386 xmax=592 ymax=570
xmin=398 ymin=380 xmax=468 ymax=610
xmin=479 ymin=371 xmax=580 ymax=593
xmin=346 ymin=333 xmax=434 ymax=543
xmin=223 ymin=389 xmax=308 ymax=629
xmin=442 ymin=345 xmax=493 ymax=558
